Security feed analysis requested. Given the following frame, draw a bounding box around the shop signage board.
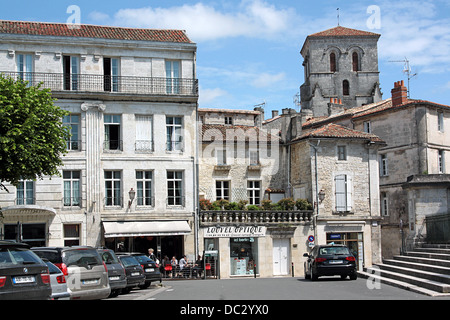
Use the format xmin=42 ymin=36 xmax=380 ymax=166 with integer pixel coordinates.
xmin=204 ymin=226 xmax=266 ymax=238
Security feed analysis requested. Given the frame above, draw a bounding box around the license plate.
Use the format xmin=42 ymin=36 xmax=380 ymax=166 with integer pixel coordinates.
xmin=145 ymin=268 xmax=154 ymax=272
xmin=131 ymin=272 xmax=140 ymax=276
xmin=13 ymin=276 xmax=35 ymax=284
xmin=329 ymin=260 xmax=343 ymax=264
xmin=82 ymin=279 xmax=99 ymax=285
xmin=109 ymin=276 xmax=120 ymax=281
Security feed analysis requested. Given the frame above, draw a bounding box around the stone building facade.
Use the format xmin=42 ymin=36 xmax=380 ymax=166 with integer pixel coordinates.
xmin=0 ymin=20 xmax=198 ymax=261
xmin=300 ymin=26 xmax=382 ymax=117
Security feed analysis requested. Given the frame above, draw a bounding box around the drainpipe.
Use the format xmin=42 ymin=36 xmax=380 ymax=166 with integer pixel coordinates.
xmin=309 ymin=140 xmax=320 ymax=242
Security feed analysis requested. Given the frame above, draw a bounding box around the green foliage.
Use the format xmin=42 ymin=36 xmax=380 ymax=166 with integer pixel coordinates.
xmin=199 ymin=199 xmax=213 ymax=210
xmin=0 ymin=75 xmax=70 ymax=190
xmin=295 ymin=198 xmax=313 ymax=210
xmin=277 ymin=197 xmax=295 ymax=210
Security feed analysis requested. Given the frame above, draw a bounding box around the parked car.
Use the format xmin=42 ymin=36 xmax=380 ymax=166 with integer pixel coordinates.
xmin=44 ymin=259 xmax=70 ymax=300
xmin=97 ymin=248 xmax=127 ymax=297
xmin=31 ymin=246 xmax=110 ymax=300
xmin=117 ymin=255 xmax=145 ymax=294
xmin=120 ymin=253 xmax=161 ymax=288
xmin=0 ymin=241 xmax=51 ymax=300
xmin=303 ymin=244 xmax=357 ymax=281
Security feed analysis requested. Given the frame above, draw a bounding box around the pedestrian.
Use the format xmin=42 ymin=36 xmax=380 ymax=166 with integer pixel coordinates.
xmin=193 ymin=255 xmax=203 ymax=278
xmin=148 ymin=248 xmax=158 ymax=264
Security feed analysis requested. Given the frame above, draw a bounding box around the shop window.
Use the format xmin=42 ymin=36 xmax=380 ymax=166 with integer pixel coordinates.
xmin=230 ymin=238 xmax=258 ymax=276
xmin=64 ymin=224 xmax=80 ymax=246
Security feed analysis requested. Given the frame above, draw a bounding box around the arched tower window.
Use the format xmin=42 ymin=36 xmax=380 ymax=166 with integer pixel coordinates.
xmin=352 ymin=52 xmax=360 ymax=71
xmin=330 ymin=52 xmax=336 ymax=72
xmin=343 ymin=80 xmax=350 ymax=96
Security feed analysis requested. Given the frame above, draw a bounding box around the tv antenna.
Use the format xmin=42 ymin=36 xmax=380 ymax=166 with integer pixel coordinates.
xmin=293 ymin=92 xmax=301 ymax=112
xmin=388 ymin=57 xmax=418 ymax=98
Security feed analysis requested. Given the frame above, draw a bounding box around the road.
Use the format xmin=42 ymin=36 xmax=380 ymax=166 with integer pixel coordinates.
xmin=109 ymin=276 xmax=449 ymax=301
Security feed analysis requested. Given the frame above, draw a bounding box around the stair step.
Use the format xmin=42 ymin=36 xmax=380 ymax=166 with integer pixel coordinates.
xmin=421 ymin=244 xmax=450 ymax=249
xmin=358 ymin=270 xmax=450 ymax=297
xmin=364 ymin=265 xmax=450 ymax=294
xmin=412 ymin=247 xmax=450 ymax=255
xmin=406 ymin=251 xmax=450 ymax=261
xmin=384 ymin=259 xmax=450 ymax=278
xmin=391 ymin=256 xmax=450 ymax=273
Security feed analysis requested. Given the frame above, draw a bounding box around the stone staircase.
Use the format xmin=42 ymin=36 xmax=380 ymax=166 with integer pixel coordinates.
xmin=359 ymin=244 xmax=450 ymax=297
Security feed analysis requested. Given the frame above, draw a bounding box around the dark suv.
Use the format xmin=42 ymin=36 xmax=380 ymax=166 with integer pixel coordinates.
xmin=117 ymin=253 xmax=161 ymax=288
xmin=32 ymin=246 xmax=110 ymax=299
xmin=0 ymin=241 xmax=51 ymax=300
xmin=97 ymin=248 xmax=127 ymax=297
xmin=303 ymin=244 xmax=357 ymax=281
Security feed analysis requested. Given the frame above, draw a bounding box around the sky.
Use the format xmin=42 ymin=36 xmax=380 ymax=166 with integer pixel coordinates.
xmin=2 ymin=0 xmax=450 ymax=118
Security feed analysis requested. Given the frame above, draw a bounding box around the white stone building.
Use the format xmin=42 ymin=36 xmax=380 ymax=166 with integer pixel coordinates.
xmin=0 ymin=20 xmax=198 ymax=260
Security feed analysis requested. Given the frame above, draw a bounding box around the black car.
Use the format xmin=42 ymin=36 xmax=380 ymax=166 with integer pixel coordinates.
xmin=97 ymin=248 xmax=127 ymax=297
xmin=0 ymin=241 xmax=51 ymax=300
xmin=117 ymin=253 xmax=161 ymax=289
xmin=303 ymin=244 xmax=357 ymax=281
xmin=117 ymin=255 xmax=145 ymax=294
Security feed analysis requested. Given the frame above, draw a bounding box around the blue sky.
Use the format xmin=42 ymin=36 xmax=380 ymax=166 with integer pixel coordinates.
xmin=2 ymin=0 xmax=450 ymax=118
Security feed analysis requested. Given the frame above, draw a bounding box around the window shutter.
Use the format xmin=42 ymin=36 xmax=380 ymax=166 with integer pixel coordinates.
xmin=346 ymin=175 xmax=352 ymax=211
xmin=335 ymin=175 xmax=347 ymax=211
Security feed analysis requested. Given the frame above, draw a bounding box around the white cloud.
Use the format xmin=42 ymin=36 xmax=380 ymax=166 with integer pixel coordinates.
xmin=199 ymin=87 xmax=228 ymax=105
xmin=103 ymin=0 xmax=296 ymax=42
xmin=251 ymin=72 xmax=286 ymax=88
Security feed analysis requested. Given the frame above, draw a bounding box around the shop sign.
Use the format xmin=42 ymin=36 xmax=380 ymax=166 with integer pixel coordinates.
xmin=204 ymin=226 xmax=266 ymax=238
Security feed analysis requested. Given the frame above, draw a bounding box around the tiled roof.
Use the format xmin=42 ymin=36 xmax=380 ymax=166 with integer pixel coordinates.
xmin=201 ymin=124 xmax=280 ymax=142
xmin=199 ymin=108 xmax=260 ymax=115
xmin=293 ymin=123 xmax=384 ymax=143
xmin=308 ymin=26 xmax=380 ymax=38
xmin=0 ymin=20 xmax=193 ymax=43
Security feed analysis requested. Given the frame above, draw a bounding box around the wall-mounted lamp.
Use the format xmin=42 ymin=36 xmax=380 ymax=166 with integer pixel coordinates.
xmin=318 ymin=189 xmax=325 ymax=202
xmin=128 ymin=188 xmax=136 ymax=208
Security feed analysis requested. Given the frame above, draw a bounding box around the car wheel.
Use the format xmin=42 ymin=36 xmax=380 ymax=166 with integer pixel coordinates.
xmin=349 ymin=272 xmax=357 ymax=280
xmin=139 ymin=282 xmax=150 ymax=289
xmin=121 ymin=287 xmax=131 ymax=294
xmin=341 ymin=275 xmax=348 ymax=280
xmin=311 ymin=267 xmax=318 ymax=281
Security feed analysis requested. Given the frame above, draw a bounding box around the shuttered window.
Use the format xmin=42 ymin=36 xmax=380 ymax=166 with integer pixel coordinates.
xmin=335 ymin=174 xmax=352 ymax=212
xmin=136 ymin=116 xmax=153 ymax=151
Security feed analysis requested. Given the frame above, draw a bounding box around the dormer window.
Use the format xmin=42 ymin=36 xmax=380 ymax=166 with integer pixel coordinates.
xmin=225 ymin=116 xmax=233 ymax=125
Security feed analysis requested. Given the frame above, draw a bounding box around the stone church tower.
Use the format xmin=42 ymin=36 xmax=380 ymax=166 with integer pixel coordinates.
xmin=300 ymin=26 xmax=383 ymax=117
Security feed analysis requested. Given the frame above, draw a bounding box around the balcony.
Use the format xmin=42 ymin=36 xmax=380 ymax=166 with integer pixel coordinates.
xmin=0 ymin=72 xmax=199 ymax=97
xmin=199 ymin=210 xmax=313 ymax=226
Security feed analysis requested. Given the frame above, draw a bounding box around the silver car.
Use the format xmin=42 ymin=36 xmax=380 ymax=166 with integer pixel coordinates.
xmin=44 ymin=260 xmax=70 ymax=300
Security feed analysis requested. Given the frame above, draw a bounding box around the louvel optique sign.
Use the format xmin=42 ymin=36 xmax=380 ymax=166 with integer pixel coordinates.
xmin=204 ymin=226 xmax=266 ymax=238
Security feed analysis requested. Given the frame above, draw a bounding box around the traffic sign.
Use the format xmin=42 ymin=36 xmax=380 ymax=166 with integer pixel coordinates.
xmin=308 ymin=235 xmax=315 ymax=242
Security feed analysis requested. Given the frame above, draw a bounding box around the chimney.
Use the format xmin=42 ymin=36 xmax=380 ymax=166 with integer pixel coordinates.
xmin=391 ymin=80 xmax=408 ymax=106
xmin=272 ymin=110 xmax=279 ymax=118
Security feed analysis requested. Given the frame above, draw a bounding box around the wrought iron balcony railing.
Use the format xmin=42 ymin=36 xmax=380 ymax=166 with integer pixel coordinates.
xmin=0 ymin=72 xmax=199 ymax=96
xmin=199 ymin=210 xmax=313 ymax=225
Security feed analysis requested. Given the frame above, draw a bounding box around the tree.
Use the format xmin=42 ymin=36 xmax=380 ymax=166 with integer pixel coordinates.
xmin=0 ymin=75 xmax=70 ymax=191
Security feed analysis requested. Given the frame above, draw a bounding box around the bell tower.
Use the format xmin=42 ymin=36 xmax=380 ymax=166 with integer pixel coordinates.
xmin=300 ymin=26 xmax=382 ymax=117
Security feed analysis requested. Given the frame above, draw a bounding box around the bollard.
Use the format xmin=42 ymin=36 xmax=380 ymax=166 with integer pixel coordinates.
xmin=254 ymin=264 xmax=257 ymax=278
xmin=292 ymin=262 xmax=294 ymax=277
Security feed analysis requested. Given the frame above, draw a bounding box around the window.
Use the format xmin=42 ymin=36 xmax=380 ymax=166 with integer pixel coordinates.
xmin=167 ymin=171 xmax=183 ymax=206
xmin=16 ymin=180 xmax=34 ymax=205
xmin=438 ymin=111 xmax=444 ymax=132
xmin=380 ymin=154 xmax=388 ymax=176
xmin=337 ymin=146 xmax=347 ymax=161
xmin=63 ymin=56 xmax=79 ymax=90
xmin=166 ymin=116 xmax=183 ymax=151
xmin=225 ymin=116 xmax=233 ymax=125
xmin=4 ymin=223 xmax=46 ymax=247
xmin=63 ymin=114 xmax=80 ymax=150
xmin=439 ymin=150 xmax=445 ymax=173
xmin=136 ymin=171 xmax=153 ymax=206
xmin=216 ymin=148 xmax=227 ymax=165
xmin=17 ymin=53 xmax=33 ymax=84
xmin=330 ymin=52 xmax=336 ymax=72
xmin=105 ymin=171 xmax=121 ymax=206
xmin=352 ymin=52 xmax=360 ymax=72
xmin=165 ymin=60 xmax=180 ymax=94
xmin=230 ymin=238 xmax=258 ymax=276
xmin=104 ymin=57 xmax=119 ymax=92
xmin=381 ymin=192 xmax=389 ymax=216
xmin=343 ymin=80 xmax=350 ymax=96
xmin=216 ymin=180 xmax=230 ymax=201
xmin=64 ymin=224 xmax=80 ymax=246
xmin=363 ymin=121 xmax=371 ymax=133
xmin=335 ymin=174 xmax=352 ymax=212
xmin=104 ymin=114 xmax=121 ymax=150
xmin=135 ymin=115 xmax=153 ymax=151
xmin=63 ymin=171 xmax=81 ymax=207
xmin=247 ymin=180 xmax=261 ymax=205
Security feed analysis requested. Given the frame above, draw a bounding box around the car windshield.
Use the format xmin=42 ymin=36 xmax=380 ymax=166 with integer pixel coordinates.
xmin=0 ymin=247 xmax=43 ymax=266
xmin=100 ymin=251 xmax=120 ymax=264
xmin=120 ymin=256 xmax=139 ymax=267
xmin=133 ymin=255 xmax=152 ymax=263
xmin=319 ymin=246 xmax=350 ymax=255
xmin=62 ymin=248 xmax=102 ymax=267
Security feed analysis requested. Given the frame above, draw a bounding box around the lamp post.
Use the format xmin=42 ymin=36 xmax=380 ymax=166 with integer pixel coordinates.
xmin=128 ymin=188 xmax=136 ymax=208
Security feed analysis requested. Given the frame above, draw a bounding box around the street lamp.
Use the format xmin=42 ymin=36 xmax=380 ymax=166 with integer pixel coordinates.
xmin=318 ymin=189 xmax=325 ymax=203
xmin=128 ymin=188 xmax=136 ymax=208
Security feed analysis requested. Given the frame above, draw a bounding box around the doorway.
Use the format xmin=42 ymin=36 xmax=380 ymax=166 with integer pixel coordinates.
xmin=273 ymin=238 xmax=290 ymax=276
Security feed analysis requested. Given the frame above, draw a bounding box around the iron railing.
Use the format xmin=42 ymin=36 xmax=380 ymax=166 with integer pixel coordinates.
xmin=425 ymin=213 xmax=450 ymax=244
xmin=199 ymin=210 xmax=313 ymax=225
xmin=0 ymin=72 xmax=198 ymax=96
